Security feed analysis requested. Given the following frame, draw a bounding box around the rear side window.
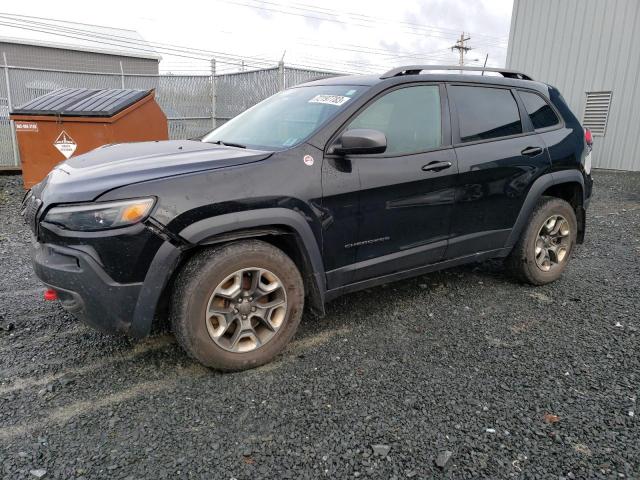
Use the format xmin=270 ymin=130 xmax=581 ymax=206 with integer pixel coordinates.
xmin=347 ymin=85 xmax=441 ymax=155
xmin=449 ymin=86 xmax=522 ymax=143
xmin=519 ymin=90 xmax=560 ymax=129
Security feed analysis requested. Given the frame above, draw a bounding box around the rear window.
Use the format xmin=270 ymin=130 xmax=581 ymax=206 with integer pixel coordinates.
xmin=519 ymin=90 xmax=560 ymax=130
xmin=449 ymin=86 xmax=523 ymax=143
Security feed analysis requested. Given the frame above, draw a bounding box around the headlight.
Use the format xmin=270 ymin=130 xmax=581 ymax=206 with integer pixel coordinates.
xmin=44 ymin=197 xmax=155 ymax=231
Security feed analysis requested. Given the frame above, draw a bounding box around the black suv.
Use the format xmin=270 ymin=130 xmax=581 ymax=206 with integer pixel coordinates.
xmin=23 ymin=65 xmax=593 ymax=371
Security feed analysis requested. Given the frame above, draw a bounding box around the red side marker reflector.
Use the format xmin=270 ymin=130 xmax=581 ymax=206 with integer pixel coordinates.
xmin=44 ymin=289 xmax=58 ymax=301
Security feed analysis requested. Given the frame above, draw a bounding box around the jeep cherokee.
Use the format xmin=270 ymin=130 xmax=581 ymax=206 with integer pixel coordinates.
xmin=23 ymin=65 xmax=593 ymax=371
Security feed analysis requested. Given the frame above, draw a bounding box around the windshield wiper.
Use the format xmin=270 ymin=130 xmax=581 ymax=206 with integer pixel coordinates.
xmin=208 ymin=140 xmax=247 ymax=149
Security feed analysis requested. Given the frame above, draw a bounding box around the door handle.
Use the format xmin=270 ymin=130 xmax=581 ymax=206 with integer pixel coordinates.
xmin=521 ymin=146 xmax=543 ymax=157
xmin=422 ymin=161 xmax=452 ymax=172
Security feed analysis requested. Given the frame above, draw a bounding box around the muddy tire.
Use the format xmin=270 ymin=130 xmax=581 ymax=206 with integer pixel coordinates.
xmin=171 ymin=240 xmax=304 ymax=371
xmin=506 ymin=197 xmax=578 ymax=285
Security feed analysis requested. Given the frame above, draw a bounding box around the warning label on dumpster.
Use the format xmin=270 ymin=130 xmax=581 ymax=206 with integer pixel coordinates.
xmin=54 ymin=131 xmax=77 ymax=159
xmin=15 ymin=121 xmax=38 ymax=132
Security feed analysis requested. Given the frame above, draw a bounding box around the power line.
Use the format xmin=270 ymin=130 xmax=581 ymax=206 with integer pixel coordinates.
xmin=0 ymin=13 xmax=496 ymax=76
xmin=0 ymin=17 xmax=421 ymax=75
xmin=0 ymin=22 xmax=267 ymax=69
xmin=0 ymin=12 xmax=471 ymax=68
xmin=326 ymin=1 xmax=507 ymax=42
xmin=279 ymin=0 xmax=509 ymax=42
xmin=0 ymin=15 xmax=277 ymax=67
xmin=0 ymin=15 xmax=394 ymax=75
xmin=216 ymin=0 xmax=508 ymax=47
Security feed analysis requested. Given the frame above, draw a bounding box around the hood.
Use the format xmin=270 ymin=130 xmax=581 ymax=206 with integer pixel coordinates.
xmin=39 ymin=140 xmax=271 ymax=204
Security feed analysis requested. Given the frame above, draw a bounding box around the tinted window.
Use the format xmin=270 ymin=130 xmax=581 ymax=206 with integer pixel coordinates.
xmin=519 ymin=90 xmax=559 ymax=129
xmin=347 ymin=85 xmax=441 ymax=155
xmin=450 ymin=86 xmax=522 ymax=142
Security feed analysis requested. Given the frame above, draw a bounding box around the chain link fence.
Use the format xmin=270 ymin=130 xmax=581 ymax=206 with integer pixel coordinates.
xmin=0 ymin=63 xmax=339 ymax=168
xmin=214 ymin=66 xmax=337 ymax=124
xmin=0 ymin=69 xmax=13 ymax=167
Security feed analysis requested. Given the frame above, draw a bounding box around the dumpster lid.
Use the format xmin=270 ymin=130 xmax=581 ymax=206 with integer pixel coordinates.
xmin=12 ymin=88 xmax=153 ymax=117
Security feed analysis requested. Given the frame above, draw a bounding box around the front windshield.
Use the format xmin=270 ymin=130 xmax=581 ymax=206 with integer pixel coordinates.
xmin=202 ymin=85 xmax=367 ymax=150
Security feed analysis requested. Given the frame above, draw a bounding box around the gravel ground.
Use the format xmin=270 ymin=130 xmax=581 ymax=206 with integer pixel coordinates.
xmin=0 ymin=170 xmax=638 ymax=479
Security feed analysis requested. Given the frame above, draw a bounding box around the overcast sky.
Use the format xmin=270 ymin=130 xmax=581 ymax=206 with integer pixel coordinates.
xmin=0 ymin=0 xmax=514 ymax=75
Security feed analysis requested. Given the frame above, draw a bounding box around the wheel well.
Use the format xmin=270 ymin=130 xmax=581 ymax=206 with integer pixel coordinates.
xmin=257 ymin=228 xmax=322 ymax=310
xmin=541 ymin=182 xmax=583 ymax=209
xmin=157 ymin=226 xmax=325 ymax=324
xmin=541 ymin=181 xmax=586 ymax=243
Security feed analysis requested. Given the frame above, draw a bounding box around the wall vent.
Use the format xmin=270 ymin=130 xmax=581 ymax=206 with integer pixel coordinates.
xmin=583 ymin=91 xmax=612 ymax=136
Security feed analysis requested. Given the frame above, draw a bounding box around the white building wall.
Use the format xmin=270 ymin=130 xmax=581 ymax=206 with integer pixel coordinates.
xmin=0 ymin=42 xmax=159 ymax=74
xmin=507 ymin=0 xmax=640 ymax=171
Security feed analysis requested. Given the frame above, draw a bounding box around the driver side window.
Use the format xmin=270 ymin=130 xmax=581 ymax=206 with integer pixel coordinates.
xmin=347 ymin=85 xmax=442 ymax=155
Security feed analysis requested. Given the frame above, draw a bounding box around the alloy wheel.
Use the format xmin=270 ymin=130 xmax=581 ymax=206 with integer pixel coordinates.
xmin=205 ymin=268 xmax=288 ymax=353
xmin=534 ymin=214 xmax=571 ymax=272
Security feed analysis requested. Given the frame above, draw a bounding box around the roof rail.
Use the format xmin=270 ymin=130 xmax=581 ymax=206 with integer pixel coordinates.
xmin=380 ymin=65 xmax=534 ymax=81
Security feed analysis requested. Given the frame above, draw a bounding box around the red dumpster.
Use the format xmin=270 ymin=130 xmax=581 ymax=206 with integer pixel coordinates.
xmin=10 ymin=88 xmax=168 ymax=189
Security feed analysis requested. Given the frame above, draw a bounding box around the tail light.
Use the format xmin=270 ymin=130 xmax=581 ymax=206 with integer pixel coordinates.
xmin=584 ymin=128 xmax=593 ymax=147
xmin=583 ymin=128 xmax=593 ymax=175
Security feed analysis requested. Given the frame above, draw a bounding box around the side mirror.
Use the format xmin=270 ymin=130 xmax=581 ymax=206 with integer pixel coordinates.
xmin=330 ymin=129 xmax=387 ymax=155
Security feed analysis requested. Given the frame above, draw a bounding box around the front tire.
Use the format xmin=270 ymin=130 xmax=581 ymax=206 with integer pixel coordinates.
xmin=506 ymin=197 xmax=578 ymax=285
xmin=171 ymin=240 xmax=304 ymax=371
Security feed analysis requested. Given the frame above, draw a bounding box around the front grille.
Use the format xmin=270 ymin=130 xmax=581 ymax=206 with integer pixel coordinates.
xmin=21 ymin=192 xmax=43 ymax=235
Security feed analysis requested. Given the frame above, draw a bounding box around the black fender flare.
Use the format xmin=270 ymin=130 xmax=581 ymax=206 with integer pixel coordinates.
xmin=130 ymin=208 xmax=326 ymax=338
xmin=181 ymin=207 xmax=326 ymax=304
xmin=505 ymin=170 xmax=585 ymax=250
xmin=179 ymin=207 xmax=326 ymax=315
xmin=130 ymin=240 xmax=182 ymax=338
xmin=178 ymin=208 xmax=324 ymax=273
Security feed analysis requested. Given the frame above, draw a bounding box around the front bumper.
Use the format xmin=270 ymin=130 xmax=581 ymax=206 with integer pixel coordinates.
xmin=33 ymin=240 xmax=182 ymax=337
xmin=34 ymin=242 xmax=142 ymax=334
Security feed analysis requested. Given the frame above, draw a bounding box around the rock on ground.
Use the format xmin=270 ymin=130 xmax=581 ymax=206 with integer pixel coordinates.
xmin=0 ymin=170 xmax=639 ymax=479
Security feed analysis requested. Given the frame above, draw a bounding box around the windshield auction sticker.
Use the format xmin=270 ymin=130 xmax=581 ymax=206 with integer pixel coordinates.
xmin=54 ymin=131 xmax=77 ymax=159
xmin=308 ymin=94 xmax=351 ymax=106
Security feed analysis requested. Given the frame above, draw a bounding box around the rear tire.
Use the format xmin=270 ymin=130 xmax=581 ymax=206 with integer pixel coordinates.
xmin=506 ymin=197 xmax=577 ymax=285
xmin=171 ymin=240 xmax=304 ymax=371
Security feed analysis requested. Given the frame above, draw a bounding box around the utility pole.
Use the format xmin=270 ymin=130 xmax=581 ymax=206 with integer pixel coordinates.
xmin=3 ymin=52 xmax=19 ymax=167
xmin=210 ymin=58 xmax=217 ymax=129
xmin=119 ymin=61 xmax=125 ymax=89
xmin=451 ymin=32 xmax=471 ymax=71
xmin=278 ymin=50 xmax=286 ymax=91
